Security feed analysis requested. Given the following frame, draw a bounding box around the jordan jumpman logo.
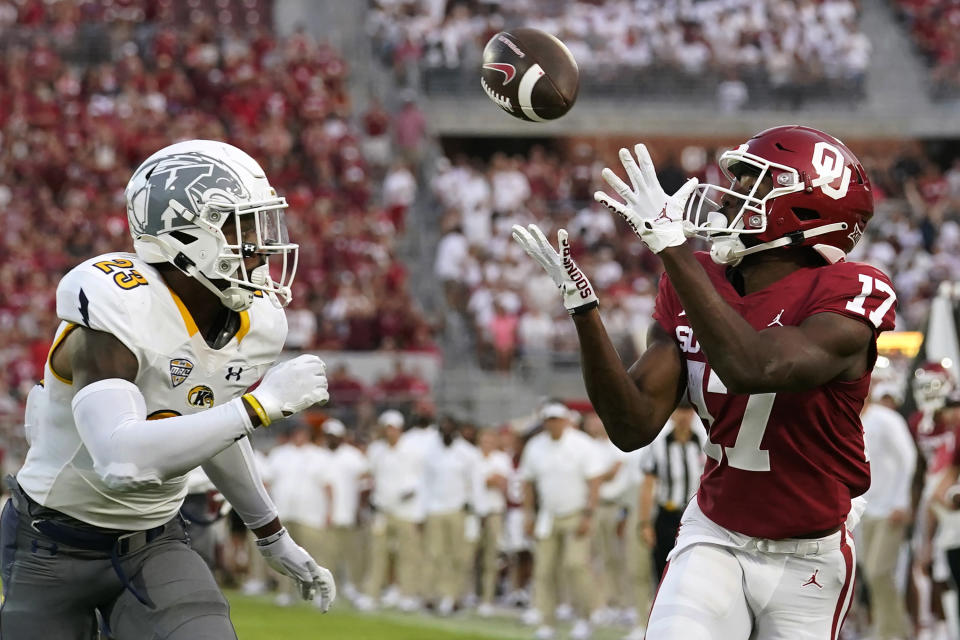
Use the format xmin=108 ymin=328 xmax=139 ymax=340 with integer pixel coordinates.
xmin=768 ymin=309 xmax=785 ymax=327
xmin=802 ymin=569 xmax=823 ymax=589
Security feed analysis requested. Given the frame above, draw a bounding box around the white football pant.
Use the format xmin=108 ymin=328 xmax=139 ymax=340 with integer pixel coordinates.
xmin=646 ymin=498 xmax=855 ymax=640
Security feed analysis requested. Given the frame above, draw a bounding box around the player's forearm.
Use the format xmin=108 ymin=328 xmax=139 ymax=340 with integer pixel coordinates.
xmin=251 ymin=517 xmax=283 ymax=538
xmin=73 ymin=378 xmax=255 ymax=491
xmin=599 ymin=461 xmax=622 ymax=483
xmin=638 ymin=474 xmax=656 ymax=522
xmin=933 ymin=465 xmax=960 ymax=506
xmin=203 ymin=439 xmax=278 ymax=530
xmin=573 ymin=309 xmax=663 ymax=450
xmin=657 ymin=247 xmax=764 ymax=385
xmin=659 ymin=246 xmax=826 ymax=393
xmin=523 ymin=481 xmax=536 ymax=518
xmin=585 ymin=477 xmax=600 ymax=513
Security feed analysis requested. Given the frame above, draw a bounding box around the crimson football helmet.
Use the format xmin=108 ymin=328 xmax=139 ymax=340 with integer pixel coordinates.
xmin=913 ymin=361 xmax=955 ymax=414
xmin=684 ymin=125 xmax=873 ymax=266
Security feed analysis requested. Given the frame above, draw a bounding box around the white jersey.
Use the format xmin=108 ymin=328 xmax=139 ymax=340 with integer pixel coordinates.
xmin=325 ymin=443 xmax=370 ymax=527
xmin=17 ymin=252 xmax=286 ymax=530
xmin=267 ymin=443 xmax=331 ymax=528
xmin=477 ymin=449 xmax=513 ymax=516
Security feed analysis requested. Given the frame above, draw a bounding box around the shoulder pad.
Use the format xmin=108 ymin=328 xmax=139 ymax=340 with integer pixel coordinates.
xmin=807 ymin=261 xmax=897 ymax=332
xmin=56 ymin=253 xmax=153 ymax=338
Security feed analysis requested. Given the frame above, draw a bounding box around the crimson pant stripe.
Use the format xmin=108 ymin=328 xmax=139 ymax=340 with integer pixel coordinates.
xmin=643 ymin=559 xmax=671 ymax=640
xmin=831 ymin=529 xmax=855 ymax=640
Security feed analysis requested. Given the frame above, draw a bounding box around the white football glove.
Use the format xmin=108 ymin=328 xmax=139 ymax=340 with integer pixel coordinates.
xmin=593 ymin=144 xmax=699 ymax=254
xmin=248 ymin=354 xmax=329 ymax=425
xmin=257 ymin=527 xmax=337 ymax=610
xmin=511 ymin=223 xmax=599 ymax=314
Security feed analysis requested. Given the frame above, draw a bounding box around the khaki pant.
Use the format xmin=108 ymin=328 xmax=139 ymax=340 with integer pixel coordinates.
xmin=480 ymin=512 xmax=504 ymax=604
xmin=245 ymin=530 xmax=268 ymax=583
xmin=424 ymin=510 xmax=466 ymax=601
xmin=277 ymin=521 xmax=326 ymax=598
xmin=324 ymin=525 xmax=364 ymax=588
xmin=625 ymin=509 xmax=654 ymax=625
xmin=534 ymin=512 xmax=594 ymax=625
xmin=861 ymin=515 xmax=910 ymax=640
xmin=594 ymin=502 xmax=628 ymax=609
xmin=365 ymin=512 xmax=421 ymax=600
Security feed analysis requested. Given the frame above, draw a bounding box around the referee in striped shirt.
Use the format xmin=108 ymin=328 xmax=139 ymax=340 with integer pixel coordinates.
xmin=638 ymin=403 xmax=706 ymax=579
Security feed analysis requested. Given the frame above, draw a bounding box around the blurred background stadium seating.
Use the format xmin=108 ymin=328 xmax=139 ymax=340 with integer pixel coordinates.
xmin=6 ymin=3 xmax=960 ymax=639
xmin=0 ymin=0 xmax=957 ymax=468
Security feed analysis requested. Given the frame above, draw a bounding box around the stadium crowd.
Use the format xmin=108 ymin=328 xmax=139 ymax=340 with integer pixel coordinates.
xmin=0 ymin=0 xmax=437 ymax=457
xmin=369 ymin=0 xmax=870 ymax=106
xmin=894 ymin=0 xmax=960 ymax=99
xmin=431 ymin=141 xmax=960 ymax=373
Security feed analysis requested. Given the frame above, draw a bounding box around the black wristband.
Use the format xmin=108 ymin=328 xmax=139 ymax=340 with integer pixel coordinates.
xmin=568 ymin=300 xmax=599 ymax=316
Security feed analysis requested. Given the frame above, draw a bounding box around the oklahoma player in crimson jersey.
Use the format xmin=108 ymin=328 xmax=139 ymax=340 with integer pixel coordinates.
xmin=513 ymin=126 xmax=895 ymax=640
xmin=909 ymin=362 xmax=957 ymax=637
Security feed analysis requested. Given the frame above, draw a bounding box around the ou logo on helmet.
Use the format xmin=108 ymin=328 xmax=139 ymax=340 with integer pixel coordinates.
xmin=810 ymin=142 xmax=852 ymax=200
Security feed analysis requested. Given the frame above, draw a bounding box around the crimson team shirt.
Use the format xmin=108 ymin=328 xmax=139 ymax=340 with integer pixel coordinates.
xmin=909 ymin=411 xmax=955 ymax=476
xmin=653 ymin=252 xmax=897 ymax=539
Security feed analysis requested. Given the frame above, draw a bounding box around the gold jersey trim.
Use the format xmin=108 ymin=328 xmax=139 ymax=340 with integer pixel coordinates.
xmin=47 ymin=323 xmax=79 ymax=385
xmin=166 ymin=288 xmax=199 ymax=337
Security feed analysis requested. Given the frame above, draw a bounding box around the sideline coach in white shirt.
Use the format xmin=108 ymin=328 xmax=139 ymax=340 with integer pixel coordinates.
xmin=860 ymin=383 xmax=916 ymax=640
xmin=320 ymin=419 xmax=370 ymax=597
xmin=521 ymin=403 xmax=606 ymax=638
xmin=361 ymin=410 xmax=424 ymax=610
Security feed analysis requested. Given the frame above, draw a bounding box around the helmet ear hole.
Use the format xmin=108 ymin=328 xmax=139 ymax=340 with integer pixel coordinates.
xmin=169 ymin=230 xmax=199 ymax=245
xmin=792 ymin=208 xmax=821 ymax=221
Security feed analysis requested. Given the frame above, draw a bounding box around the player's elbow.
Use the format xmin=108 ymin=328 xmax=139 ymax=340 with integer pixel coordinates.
xmin=95 ymin=461 xmax=163 ymax=492
xmin=607 ymin=422 xmax=655 ymax=452
xmin=716 ymin=358 xmax=786 ymax=395
xmin=723 ymin=376 xmax=764 ymax=395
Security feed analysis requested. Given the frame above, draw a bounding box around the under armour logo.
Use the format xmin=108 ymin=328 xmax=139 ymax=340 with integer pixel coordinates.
xmin=768 ymin=309 xmax=785 ymax=327
xmin=225 ymin=366 xmax=243 ymax=381
xmin=802 ymin=569 xmax=823 ymax=589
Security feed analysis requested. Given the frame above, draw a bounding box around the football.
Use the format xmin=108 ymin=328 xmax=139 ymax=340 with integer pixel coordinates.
xmin=480 ymin=28 xmax=579 ymax=122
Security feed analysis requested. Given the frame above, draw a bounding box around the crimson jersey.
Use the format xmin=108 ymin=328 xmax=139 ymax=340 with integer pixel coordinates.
xmin=912 ymin=411 xmax=956 ymax=475
xmin=653 ymin=252 xmax=896 ymax=539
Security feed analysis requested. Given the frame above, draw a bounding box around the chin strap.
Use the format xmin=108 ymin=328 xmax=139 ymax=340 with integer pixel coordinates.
xmin=710 ymin=222 xmax=849 ymax=265
xmin=140 ymin=235 xmax=254 ymax=311
xmin=177 ymin=257 xmax=254 ymax=312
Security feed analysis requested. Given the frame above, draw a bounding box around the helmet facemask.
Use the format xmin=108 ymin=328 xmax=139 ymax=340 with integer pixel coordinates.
xmin=683 ymin=146 xmax=804 ymax=266
xmin=913 ymin=368 xmax=954 ymax=415
xmin=156 ymin=197 xmax=298 ymax=311
xmin=212 ymin=199 xmax=298 ymax=307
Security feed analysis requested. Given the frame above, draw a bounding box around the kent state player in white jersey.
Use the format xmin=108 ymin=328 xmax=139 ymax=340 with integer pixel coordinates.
xmin=1 ymin=140 xmax=335 ymax=639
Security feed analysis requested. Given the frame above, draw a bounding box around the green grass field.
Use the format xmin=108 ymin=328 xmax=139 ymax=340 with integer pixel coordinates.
xmin=227 ymin=592 xmax=631 ymax=640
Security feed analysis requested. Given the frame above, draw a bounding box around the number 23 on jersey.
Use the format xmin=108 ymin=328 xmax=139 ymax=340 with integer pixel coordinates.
xmin=93 ymin=258 xmax=148 ymax=290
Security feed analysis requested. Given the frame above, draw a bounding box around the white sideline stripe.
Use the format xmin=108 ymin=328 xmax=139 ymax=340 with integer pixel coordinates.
xmin=517 ymin=64 xmax=548 ymax=122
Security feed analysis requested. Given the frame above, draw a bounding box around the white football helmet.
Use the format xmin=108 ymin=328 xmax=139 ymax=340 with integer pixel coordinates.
xmin=125 ymin=140 xmax=298 ymax=311
xmin=913 ymin=361 xmax=955 ymax=414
